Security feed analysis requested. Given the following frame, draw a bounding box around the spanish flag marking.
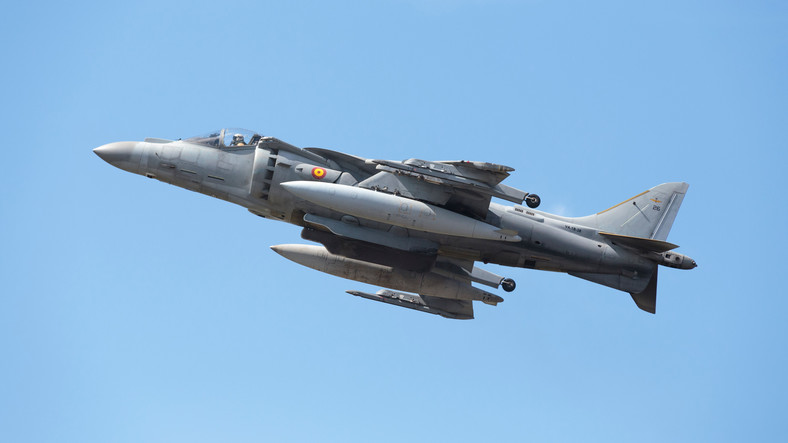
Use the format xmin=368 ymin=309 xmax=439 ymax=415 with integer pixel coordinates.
xmin=312 ymin=167 xmax=326 ymax=180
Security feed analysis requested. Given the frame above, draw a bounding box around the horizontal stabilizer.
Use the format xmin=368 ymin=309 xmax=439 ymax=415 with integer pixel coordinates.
xmin=346 ymin=289 xmax=474 ymax=320
xmin=599 ymin=232 xmax=678 ymax=253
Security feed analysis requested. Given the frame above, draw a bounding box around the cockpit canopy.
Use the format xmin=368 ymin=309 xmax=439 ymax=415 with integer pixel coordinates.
xmin=184 ymin=128 xmax=262 ymax=148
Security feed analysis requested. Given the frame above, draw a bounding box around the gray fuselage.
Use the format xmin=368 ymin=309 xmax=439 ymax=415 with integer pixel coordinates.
xmin=98 ymin=137 xmax=654 ymax=282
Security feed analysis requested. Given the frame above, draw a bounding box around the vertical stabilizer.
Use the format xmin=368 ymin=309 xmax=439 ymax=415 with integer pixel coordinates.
xmin=574 ymin=182 xmax=689 ymax=240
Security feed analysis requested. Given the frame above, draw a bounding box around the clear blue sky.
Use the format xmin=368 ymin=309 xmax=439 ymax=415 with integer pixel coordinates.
xmin=1 ymin=1 xmax=786 ymax=442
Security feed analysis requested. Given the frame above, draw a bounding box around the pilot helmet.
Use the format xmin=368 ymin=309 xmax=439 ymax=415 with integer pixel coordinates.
xmin=232 ymin=133 xmax=244 ymax=143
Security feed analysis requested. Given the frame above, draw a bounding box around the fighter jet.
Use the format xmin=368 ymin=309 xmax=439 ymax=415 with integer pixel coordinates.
xmin=94 ymin=128 xmax=696 ymax=319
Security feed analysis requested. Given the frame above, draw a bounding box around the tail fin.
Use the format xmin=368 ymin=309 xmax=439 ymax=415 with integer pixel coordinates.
xmin=570 ymin=183 xmax=689 ymax=314
xmin=574 ymin=182 xmax=689 ymax=240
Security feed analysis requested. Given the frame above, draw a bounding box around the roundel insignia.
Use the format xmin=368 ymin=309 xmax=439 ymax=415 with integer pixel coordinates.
xmin=311 ymin=167 xmax=327 ymax=180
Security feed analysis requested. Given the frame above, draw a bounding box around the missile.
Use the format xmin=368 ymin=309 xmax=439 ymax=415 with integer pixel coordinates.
xmin=280 ymin=181 xmax=521 ymax=242
xmin=270 ymin=244 xmax=504 ymax=305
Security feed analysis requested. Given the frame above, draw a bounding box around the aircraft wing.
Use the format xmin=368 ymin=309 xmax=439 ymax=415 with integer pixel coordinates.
xmin=294 ymin=222 xmax=509 ymax=319
xmin=277 ymin=151 xmax=526 ymax=318
xmin=299 ymin=150 xmax=534 ymax=219
xmin=358 ymin=158 xmax=530 ymax=219
xmin=346 ymin=289 xmax=475 ymax=320
xmin=338 ymin=253 xmax=505 ymax=318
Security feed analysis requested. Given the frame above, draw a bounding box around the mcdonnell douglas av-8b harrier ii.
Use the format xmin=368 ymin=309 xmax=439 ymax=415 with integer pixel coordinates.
xmin=95 ymin=128 xmax=695 ymax=319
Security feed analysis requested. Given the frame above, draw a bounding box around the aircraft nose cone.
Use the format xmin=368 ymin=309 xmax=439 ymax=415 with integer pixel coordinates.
xmin=94 ymin=141 xmax=135 ymax=165
xmin=94 ymin=141 xmax=142 ymax=173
